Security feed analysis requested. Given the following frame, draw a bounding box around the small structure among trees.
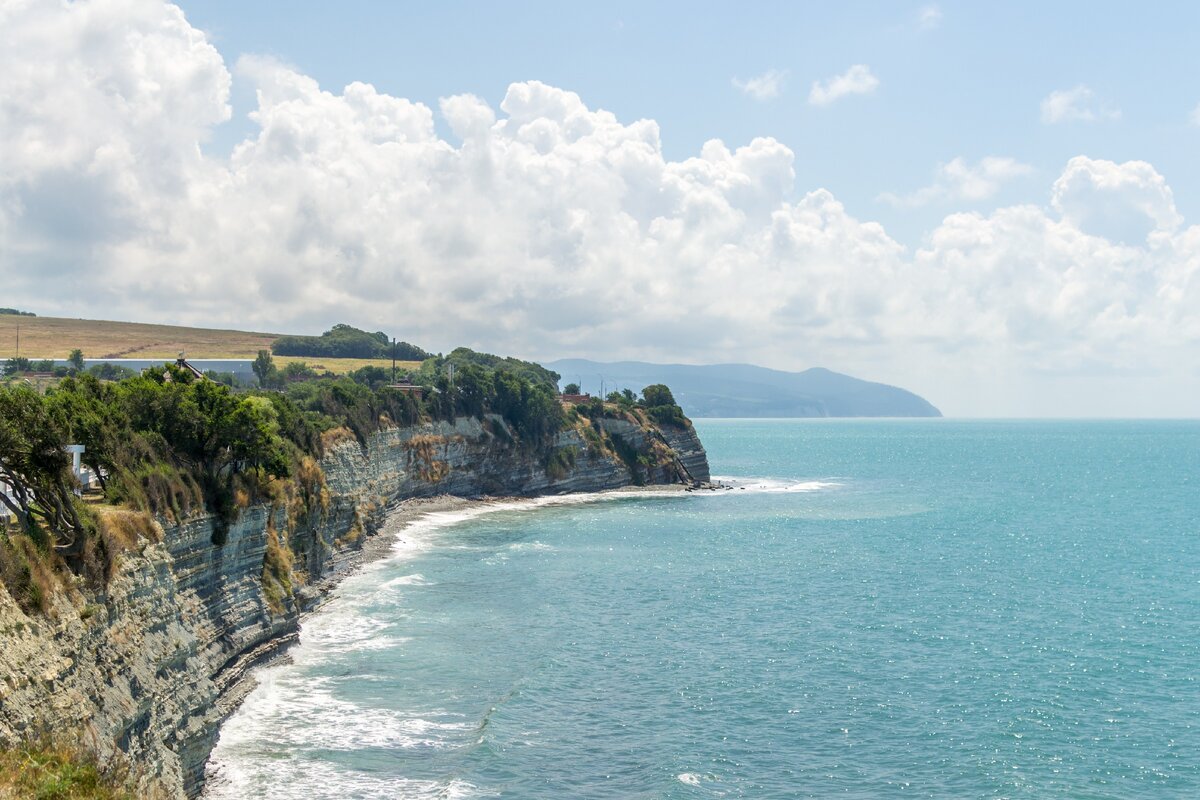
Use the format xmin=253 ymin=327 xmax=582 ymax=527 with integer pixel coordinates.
xmin=559 ymin=382 xmax=591 ymax=404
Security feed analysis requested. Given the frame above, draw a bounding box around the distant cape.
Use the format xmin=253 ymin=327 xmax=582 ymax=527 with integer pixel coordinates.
xmin=544 ymin=359 xmax=942 ymax=418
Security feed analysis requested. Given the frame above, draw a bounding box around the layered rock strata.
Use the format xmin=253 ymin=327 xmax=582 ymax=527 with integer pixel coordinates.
xmin=0 ymin=414 xmax=708 ymax=798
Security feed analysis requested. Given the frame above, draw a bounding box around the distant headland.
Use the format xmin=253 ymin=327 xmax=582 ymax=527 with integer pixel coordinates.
xmin=546 ymin=359 xmax=941 ymax=418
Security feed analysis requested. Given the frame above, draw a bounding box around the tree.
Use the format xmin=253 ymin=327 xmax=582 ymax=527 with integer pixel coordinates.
xmin=282 ymin=361 xmax=317 ymax=383
xmin=46 ymin=375 xmax=125 ymax=493
xmin=0 ymin=386 xmax=87 ymax=558
xmin=348 ymin=365 xmax=389 ymax=388
xmin=641 ymin=384 xmax=676 ymax=408
xmin=271 ymin=325 xmax=430 ymax=360
xmin=68 ymin=349 xmax=85 ymax=373
xmin=253 ymin=350 xmax=278 ymax=388
xmin=563 ymin=382 xmax=580 ymax=395
xmin=640 ymin=383 xmax=685 ymax=426
xmin=3 ymin=357 xmax=30 ymax=376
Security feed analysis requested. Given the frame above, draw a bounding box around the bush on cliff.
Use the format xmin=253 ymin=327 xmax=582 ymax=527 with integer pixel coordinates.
xmin=639 ymin=383 xmax=687 ymax=428
xmin=422 ymin=347 xmax=561 ymax=392
xmin=285 ymin=377 xmax=423 ymax=444
xmin=415 ymin=350 xmax=565 ymax=443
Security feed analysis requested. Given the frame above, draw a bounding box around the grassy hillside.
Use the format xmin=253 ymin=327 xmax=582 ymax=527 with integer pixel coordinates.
xmin=0 ymin=315 xmax=425 ymax=376
xmin=0 ymin=315 xmax=277 ymax=359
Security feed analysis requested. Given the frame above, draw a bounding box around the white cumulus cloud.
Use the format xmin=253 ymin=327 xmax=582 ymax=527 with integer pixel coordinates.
xmin=1051 ymin=156 xmax=1182 ymax=243
xmin=918 ymin=5 xmax=943 ymax=30
xmin=1 ymin=1 xmax=1199 ymax=416
xmin=878 ymin=156 xmax=1033 ymax=207
xmin=1040 ymin=85 xmax=1121 ymax=124
xmin=732 ymin=69 xmax=788 ymax=101
xmin=808 ymin=65 xmax=879 ymax=106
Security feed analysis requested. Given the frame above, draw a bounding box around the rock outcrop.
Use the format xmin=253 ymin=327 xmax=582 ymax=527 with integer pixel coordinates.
xmin=0 ymin=413 xmax=709 ymax=798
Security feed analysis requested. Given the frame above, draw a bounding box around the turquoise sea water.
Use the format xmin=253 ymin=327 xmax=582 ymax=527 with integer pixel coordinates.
xmin=205 ymin=420 xmax=1200 ymax=799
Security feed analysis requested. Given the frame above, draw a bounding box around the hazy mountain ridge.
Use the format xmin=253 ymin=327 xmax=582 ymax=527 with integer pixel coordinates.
xmin=546 ymin=359 xmax=942 ymax=418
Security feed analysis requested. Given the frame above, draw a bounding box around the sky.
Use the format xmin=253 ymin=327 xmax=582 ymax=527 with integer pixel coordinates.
xmin=1 ymin=0 xmax=1198 ymax=416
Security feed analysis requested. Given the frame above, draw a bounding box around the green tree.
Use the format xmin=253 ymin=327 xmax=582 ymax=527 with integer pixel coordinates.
xmin=348 ymin=365 xmax=390 ymax=388
xmin=3 ymin=357 xmax=30 ymax=375
xmin=563 ymin=382 xmax=580 ymax=395
xmin=0 ymin=386 xmax=87 ymax=559
xmin=282 ymin=361 xmax=317 ymax=382
xmin=641 ymin=384 xmax=676 ymax=407
xmin=67 ymin=349 xmax=85 ymax=373
xmin=253 ymin=350 xmax=278 ymax=388
xmin=46 ymin=375 xmax=125 ymax=493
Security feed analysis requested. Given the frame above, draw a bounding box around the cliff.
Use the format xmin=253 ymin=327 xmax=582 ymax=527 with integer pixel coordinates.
xmin=0 ymin=412 xmax=709 ymax=798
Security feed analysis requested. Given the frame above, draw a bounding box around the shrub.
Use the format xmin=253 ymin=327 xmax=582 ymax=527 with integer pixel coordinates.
xmin=646 ymin=403 xmax=687 ymax=428
xmin=544 ymin=445 xmax=578 ymax=480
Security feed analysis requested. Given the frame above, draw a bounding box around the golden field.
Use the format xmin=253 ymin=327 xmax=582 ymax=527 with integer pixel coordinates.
xmin=0 ymin=315 xmax=425 ymax=375
xmin=0 ymin=315 xmax=277 ymax=359
xmin=274 ymin=356 xmax=424 ymax=375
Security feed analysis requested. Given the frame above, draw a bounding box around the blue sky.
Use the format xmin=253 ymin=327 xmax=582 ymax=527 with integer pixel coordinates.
xmin=179 ymin=1 xmax=1200 ymax=247
xmin=2 ymin=1 xmax=1199 ymax=415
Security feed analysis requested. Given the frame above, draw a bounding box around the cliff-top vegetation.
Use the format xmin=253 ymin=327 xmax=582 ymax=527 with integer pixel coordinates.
xmin=1 ymin=340 xmax=691 ymax=616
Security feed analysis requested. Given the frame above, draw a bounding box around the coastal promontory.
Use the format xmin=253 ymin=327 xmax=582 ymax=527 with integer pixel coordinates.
xmin=0 ymin=345 xmax=709 ymax=798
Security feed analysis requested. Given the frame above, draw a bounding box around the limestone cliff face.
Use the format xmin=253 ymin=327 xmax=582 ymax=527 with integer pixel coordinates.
xmin=0 ymin=414 xmax=709 ymax=799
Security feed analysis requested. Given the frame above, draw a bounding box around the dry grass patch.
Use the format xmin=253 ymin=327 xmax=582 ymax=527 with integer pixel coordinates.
xmin=91 ymin=508 xmax=161 ymax=548
xmin=0 ymin=739 xmax=133 ymax=799
xmin=274 ymin=356 xmax=423 ymax=375
xmin=320 ymin=426 xmax=357 ymax=451
xmin=0 ymin=533 xmax=64 ymax=616
xmin=261 ymin=521 xmax=296 ymax=615
xmin=0 ymin=315 xmax=277 ymax=359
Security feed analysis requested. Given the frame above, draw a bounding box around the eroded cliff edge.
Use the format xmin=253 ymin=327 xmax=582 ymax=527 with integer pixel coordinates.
xmin=0 ymin=413 xmax=709 ymax=798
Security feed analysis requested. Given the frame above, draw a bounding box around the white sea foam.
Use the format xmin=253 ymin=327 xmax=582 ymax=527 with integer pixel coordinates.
xmin=383 ymin=573 xmax=433 ymax=588
xmin=393 ymin=489 xmax=675 ymax=546
xmin=208 ymin=677 xmax=482 ymax=799
xmin=206 ymin=754 xmax=489 ymax=800
xmin=294 ymin=612 xmax=408 ymax=656
xmin=507 ymin=540 xmax=554 ymax=552
xmin=678 ymin=772 xmax=703 ymax=786
xmin=710 ymin=475 xmax=842 ymax=493
xmin=215 ymin=672 xmax=475 ymax=753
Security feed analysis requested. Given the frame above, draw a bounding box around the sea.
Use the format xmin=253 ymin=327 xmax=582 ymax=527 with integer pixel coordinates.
xmin=203 ymin=419 xmax=1200 ymax=799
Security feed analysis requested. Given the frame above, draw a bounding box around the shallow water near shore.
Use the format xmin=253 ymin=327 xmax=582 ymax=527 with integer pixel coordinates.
xmin=204 ymin=419 xmax=1200 ymax=799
